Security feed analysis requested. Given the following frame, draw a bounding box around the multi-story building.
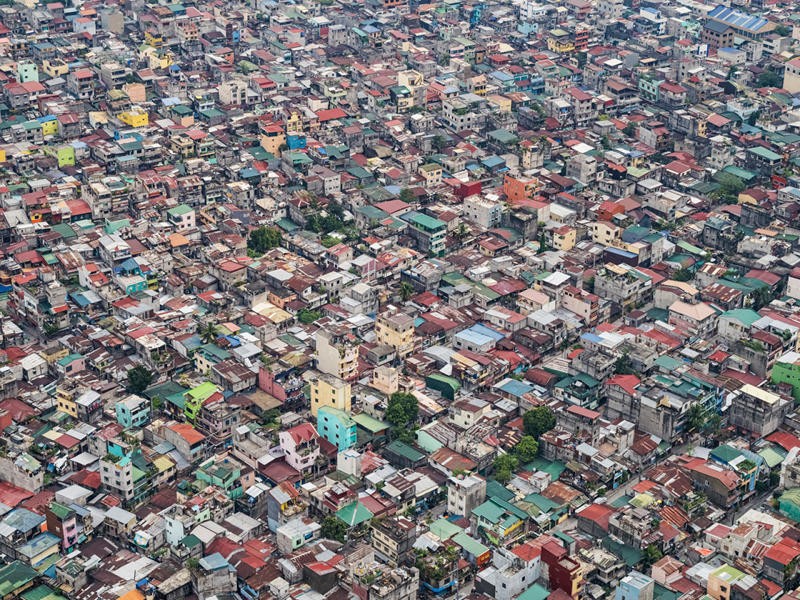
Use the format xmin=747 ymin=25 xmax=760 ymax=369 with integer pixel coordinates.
xmin=316 ymin=325 xmax=360 ymax=382
xmin=317 ymin=406 xmax=357 ymax=451
xmin=278 ymin=423 xmax=321 ymax=478
xmin=276 ymin=517 xmax=322 ymax=554
xmin=310 ymin=373 xmax=351 ymax=417
xmin=403 ymin=212 xmax=447 ymax=256
xmin=370 ymin=516 xmax=417 ymax=566
xmin=115 ymin=394 xmax=151 ymax=429
xmin=463 ymin=195 xmax=503 ymax=230
xmin=375 ymin=308 xmax=415 ymax=358
xmin=728 ymin=384 xmax=790 ymax=437
xmin=100 ymin=451 xmax=154 ymax=507
xmin=616 ymin=571 xmax=654 ymax=600
xmin=447 ymin=474 xmax=487 ymax=517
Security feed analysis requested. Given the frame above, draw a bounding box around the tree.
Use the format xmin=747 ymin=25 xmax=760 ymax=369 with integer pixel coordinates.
xmin=757 ymin=70 xmax=782 ymax=88
xmin=399 ymin=188 xmax=415 ymax=203
xmin=685 ymin=403 xmax=708 ymax=434
xmin=523 ymin=406 xmax=556 ymax=439
xmin=321 ymin=516 xmax=347 ymax=543
xmin=714 ymin=172 xmax=745 ymax=202
xmin=751 ymin=286 xmax=772 ymax=310
xmin=493 ymin=453 xmax=519 ymax=484
xmin=399 ymin=282 xmax=414 ymax=302
xmin=297 ymin=308 xmax=322 ymax=324
xmin=200 ymin=322 xmax=218 ymax=344
xmin=128 ymin=364 xmax=154 ymax=394
xmin=614 ymin=353 xmax=636 ymax=375
xmin=672 ymin=267 xmax=693 ymax=282
xmin=514 ymin=436 xmax=539 ymax=463
xmin=643 ymin=544 xmax=663 ymax=566
xmin=248 ymin=226 xmax=282 ymax=254
xmin=623 ymin=123 xmax=637 ymax=137
xmin=386 ymin=392 xmax=419 ymax=438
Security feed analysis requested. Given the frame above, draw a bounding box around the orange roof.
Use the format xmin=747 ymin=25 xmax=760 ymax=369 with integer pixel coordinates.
xmin=168 ymin=423 xmax=205 ymax=445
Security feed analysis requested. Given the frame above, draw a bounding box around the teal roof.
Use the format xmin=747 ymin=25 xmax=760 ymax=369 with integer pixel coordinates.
xmin=518 ymin=584 xmax=550 ymax=600
xmin=452 ymin=531 xmax=489 ymax=557
xmin=57 ymin=353 xmax=82 ymax=366
xmin=406 ymin=212 xmax=446 ymax=230
xmin=721 ymin=308 xmax=761 ymax=327
xmin=385 ymin=440 xmax=425 ymax=462
xmin=485 ymin=479 xmax=516 ymax=502
xmin=758 ymin=446 xmax=786 ymax=469
xmin=748 ymin=146 xmax=781 ymax=162
xmin=524 ymin=458 xmax=565 ymax=479
xmin=352 ymin=413 xmax=389 ymax=433
xmin=430 ymin=518 xmax=463 ymax=540
xmin=336 ymin=501 xmax=374 ymax=526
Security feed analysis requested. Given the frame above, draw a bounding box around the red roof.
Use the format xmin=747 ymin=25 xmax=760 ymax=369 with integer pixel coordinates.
xmin=316 ymin=108 xmax=347 ymax=122
xmin=168 ymin=423 xmax=206 ymax=445
xmin=511 ymin=540 xmax=542 ymax=562
xmin=765 ymin=537 xmax=800 ymax=566
xmin=286 ymin=423 xmax=318 ymax=445
xmin=766 ymin=431 xmax=800 ymax=452
xmin=605 ymin=374 xmax=640 ymax=396
xmin=576 ymin=502 xmax=614 ymax=531
xmin=0 ymin=481 xmax=34 ymax=507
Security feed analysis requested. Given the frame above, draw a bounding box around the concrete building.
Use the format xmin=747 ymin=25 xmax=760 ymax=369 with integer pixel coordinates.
xmin=728 ymin=384 xmax=790 ymax=437
xmin=310 ymin=373 xmax=352 ymax=417
xmin=447 ymin=474 xmax=487 ymax=517
xmin=616 ymin=571 xmax=654 ymax=600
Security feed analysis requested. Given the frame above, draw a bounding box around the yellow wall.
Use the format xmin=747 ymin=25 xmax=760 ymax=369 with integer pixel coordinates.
xmin=310 ymin=376 xmax=351 ymax=417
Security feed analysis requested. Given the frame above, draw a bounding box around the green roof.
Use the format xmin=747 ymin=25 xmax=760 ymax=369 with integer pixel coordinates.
xmin=57 ymin=353 xmax=82 ymax=366
xmin=524 ymin=458 xmax=565 ymax=479
xmin=758 ymin=446 xmax=786 ymax=469
xmin=182 ymin=533 xmax=202 ymax=548
xmin=186 ymin=381 xmax=218 ymax=400
xmin=48 ymin=502 xmax=73 ymax=520
xmin=602 ymin=536 xmax=642 ymax=566
xmin=748 ymin=146 xmax=781 ymax=162
xmin=485 ymin=479 xmax=516 ymax=502
xmin=352 ymin=413 xmax=389 ymax=433
xmin=337 ymin=501 xmax=374 ymax=527
xmin=0 ymin=561 xmax=39 ymax=597
xmin=21 ymin=584 xmax=68 ymax=600
xmin=167 ymin=204 xmax=192 ymax=217
xmin=452 ymin=531 xmax=489 ymax=557
xmin=721 ymin=308 xmax=761 ymax=327
xmin=430 ymin=518 xmax=463 ymax=540
xmin=518 ymin=584 xmax=550 ymax=600
xmin=654 ymin=355 xmax=683 ymax=371
xmin=407 ymin=212 xmax=446 ymax=231
xmin=780 ymin=488 xmax=800 ymax=507
xmin=710 ymin=444 xmax=743 ymax=464
xmin=50 ymin=223 xmax=76 ymax=239
xmin=385 ymin=440 xmax=425 ymax=462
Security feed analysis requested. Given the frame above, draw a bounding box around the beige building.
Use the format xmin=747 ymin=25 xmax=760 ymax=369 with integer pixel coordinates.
xmin=376 ymin=308 xmax=415 ymax=358
xmin=310 ymin=373 xmax=351 ymax=417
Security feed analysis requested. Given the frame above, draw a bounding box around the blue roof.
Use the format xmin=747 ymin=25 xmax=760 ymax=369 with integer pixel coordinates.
xmin=468 ymin=323 xmax=505 ymax=341
xmin=496 ymin=379 xmax=534 ymax=398
xmin=489 ymin=70 xmax=514 ymax=82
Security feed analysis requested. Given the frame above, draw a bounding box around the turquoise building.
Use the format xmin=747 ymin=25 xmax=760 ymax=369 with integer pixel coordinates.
xmin=317 ymin=406 xmax=357 ymax=451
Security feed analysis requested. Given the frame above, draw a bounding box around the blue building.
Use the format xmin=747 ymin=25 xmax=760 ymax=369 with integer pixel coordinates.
xmin=616 ymin=571 xmax=654 ymax=600
xmin=115 ymin=394 xmax=151 ymax=428
xmin=317 ymin=406 xmax=357 ymax=451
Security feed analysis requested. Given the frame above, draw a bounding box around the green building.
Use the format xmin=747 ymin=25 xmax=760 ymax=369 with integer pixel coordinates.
xmin=772 ymin=351 xmax=800 ymax=400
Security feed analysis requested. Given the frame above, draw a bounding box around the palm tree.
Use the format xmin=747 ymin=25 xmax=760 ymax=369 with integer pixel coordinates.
xmin=399 ymin=282 xmax=414 ymax=302
xmin=685 ymin=403 xmax=708 ymax=435
xmin=200 ymin=322 xmax=218 ymax=344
